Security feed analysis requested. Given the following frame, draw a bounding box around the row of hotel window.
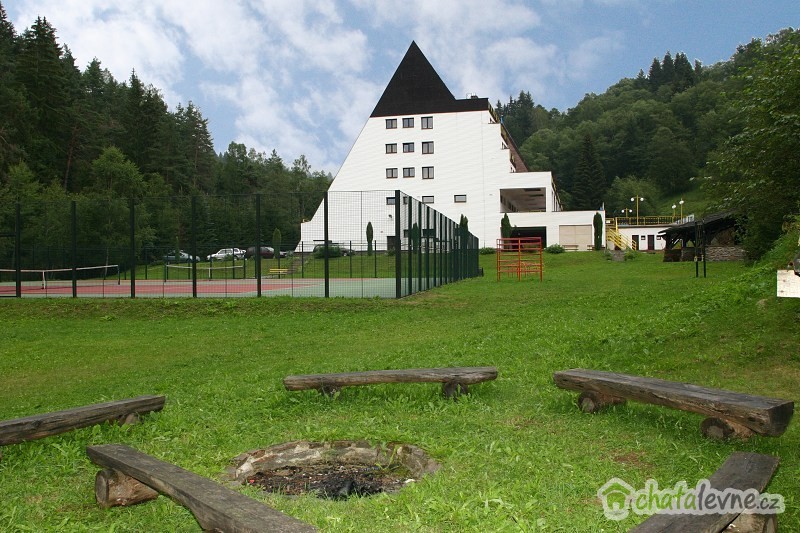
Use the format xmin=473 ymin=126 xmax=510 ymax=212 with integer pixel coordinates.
xmin=386 ymin=142 xmax=433 ymax=154
xmin=386 ymin=117 xmax=433 ymax=129
xmin=386 ymin=167 xmax=435 ymax=179
xmin=386 ymin=195 xmax=466 ymax=205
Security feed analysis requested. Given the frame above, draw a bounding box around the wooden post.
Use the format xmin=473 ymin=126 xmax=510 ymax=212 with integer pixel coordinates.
xmin=442 ymin=382 xmax=469 ymax=398
xmin=95 ymin=468 xmax=159 ymax=508
xmin=577 ymin=391 xmax=626 ymax=413
xmin=701 ymin=417 xmax=755 ymax=441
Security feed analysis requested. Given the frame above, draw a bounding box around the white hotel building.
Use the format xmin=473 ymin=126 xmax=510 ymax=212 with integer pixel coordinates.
xmin=300 ymin=42 xmax=604 ymax=250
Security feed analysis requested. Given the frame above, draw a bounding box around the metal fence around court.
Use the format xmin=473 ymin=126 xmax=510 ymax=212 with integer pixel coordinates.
xmin=0 ymin=191 xmax=479 ymax=299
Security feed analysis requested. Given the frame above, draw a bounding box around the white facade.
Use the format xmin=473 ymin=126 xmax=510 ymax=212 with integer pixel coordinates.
xmin=300 ymin=43 xmax=604 ymax=250
xmin=614 ymin=225 xmax=669 ymax=251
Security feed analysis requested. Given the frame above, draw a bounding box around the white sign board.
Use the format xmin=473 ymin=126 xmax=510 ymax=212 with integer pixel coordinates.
xmin=777 ymin=270 xmax=800 ymax=298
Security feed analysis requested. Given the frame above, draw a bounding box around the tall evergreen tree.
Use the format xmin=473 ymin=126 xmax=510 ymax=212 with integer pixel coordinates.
xmin=0 ymin=1 xmax=26 ymax=180
xmin=672 ymin=52 xmax=695 ymax=92
xmin=660 ymin=51 xmax=675 ymax=85
xmin=647 ymin=58 xmax=663 ymax=90
xmin=16 ymin=16 xmax=70 ymax=182
xmin=572 ymin=134 xmax=605 ymax=209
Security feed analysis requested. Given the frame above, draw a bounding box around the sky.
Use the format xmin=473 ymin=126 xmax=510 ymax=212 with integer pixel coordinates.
xmin=8 ymin=1 xmax=799 ymax=175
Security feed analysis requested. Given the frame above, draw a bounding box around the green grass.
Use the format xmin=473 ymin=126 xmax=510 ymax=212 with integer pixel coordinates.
xmin=1 ymin=252 xmax=798 ymax=531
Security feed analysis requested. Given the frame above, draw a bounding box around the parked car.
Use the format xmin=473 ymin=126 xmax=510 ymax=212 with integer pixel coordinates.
xmin=162 ymin=250 xmax=200 ymax=263
xmin=245 ymin=246 xmax=287 ymax=259
xmin=207 ymin=248 xmax=246 ymax=261
xmin=312 ymin=244 xmax=354 ymax=258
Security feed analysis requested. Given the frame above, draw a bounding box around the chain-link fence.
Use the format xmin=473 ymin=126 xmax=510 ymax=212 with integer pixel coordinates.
xmin=0 ymin=191 xmax=479 ymax=299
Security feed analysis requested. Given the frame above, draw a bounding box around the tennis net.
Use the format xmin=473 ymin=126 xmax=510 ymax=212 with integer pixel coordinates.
xmin=0 ymin=265 xmax=120 ymax=290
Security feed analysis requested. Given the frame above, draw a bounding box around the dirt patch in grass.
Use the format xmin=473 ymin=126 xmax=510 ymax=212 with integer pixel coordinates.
xmin=611 ymin=450 xmax=652 ymax=470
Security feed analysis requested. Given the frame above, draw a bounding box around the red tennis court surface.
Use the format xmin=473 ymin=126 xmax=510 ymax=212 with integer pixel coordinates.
xmin=0 ymin=277 xmax=399 ymax=298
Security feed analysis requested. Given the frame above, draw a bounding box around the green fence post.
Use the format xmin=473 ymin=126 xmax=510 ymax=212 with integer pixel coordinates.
xmin=395 ymin=190 xmax=401 ymax=299
xmin=256 ymin=194 xmax=262 ymax=297
xmin=323 ymin=191 xmax=329 ymax=298
xmin=70 ymin=200 xmax=77 ymax=298
xmin=191 ymin=196 xmax=197 ymax=297
xmin=15 ymin=202 xmax=22 ymax=298
xmin=130 ymin=198 xmax=136 ymax=298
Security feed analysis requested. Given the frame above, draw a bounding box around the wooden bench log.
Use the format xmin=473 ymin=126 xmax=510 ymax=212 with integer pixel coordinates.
xmin=553 ymin=369 xmax=793 ymax=438
xmin=283 ymin=366 xmax=498 ymax=398
xmin=87 ymin=444 xmax=316 ymax=532
xmin=0 ymin=395 xmax=165 ymax=448
xmin=632 ymin=452 xmax=780 ymax=533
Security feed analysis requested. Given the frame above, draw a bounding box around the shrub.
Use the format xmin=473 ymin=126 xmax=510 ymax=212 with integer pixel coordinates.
xmin=546 ymin=244 xmax=565 ymax=254
xmin=313 ymin=246 xmax=344 ymax=259
xmin=624 ymin=249 xmax=640 ymax=261
xmin=479 ymin=247 xmax=496 ymax=255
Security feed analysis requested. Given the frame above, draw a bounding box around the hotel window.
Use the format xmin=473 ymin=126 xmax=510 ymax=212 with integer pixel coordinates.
xmin=422 ymin=166 xmax=434 ymax=179
xmin=422 ymin=196 xmax=434 ymax=204
xmin=402 ymin=117 xmax=414 ymax=128
xmin=386 ymin=197 xmax=396 ymax=205
xmin=403 ymin=167 xmax=415 ymax=178
xmin=422 ymin=141 xmax=434 ymax=154
xmin=454 ymin=194 xmax=467 ymax=203
xmin=385 ymin=143 xmax=397 ymax=154
xmin=402 ymin=142 xmax=414 ymax=153
xmin=421 ymin=116 xmax=433 ymax=129
xmin=386 ymin=168 xmax=398 ymax=179
xmin=386 ymin=118 xmax=397 ymax=129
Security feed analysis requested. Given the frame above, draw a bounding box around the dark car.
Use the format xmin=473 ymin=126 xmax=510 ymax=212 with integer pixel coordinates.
xmin=163 ymin=250 xmax=200 ymax=263
xmin=312 ymin=244 xmax=354 ymax=257
xmin=245 ymin=246 xmax=287 ymax=259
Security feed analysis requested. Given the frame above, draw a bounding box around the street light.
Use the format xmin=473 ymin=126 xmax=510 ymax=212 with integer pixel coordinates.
xmin=679 ymin=198 xmax=685 ymax=221
xmin=672 ymin=203 xmax=677 ymax=221
xmin=630 ymin=196 xmax=644 ymax=225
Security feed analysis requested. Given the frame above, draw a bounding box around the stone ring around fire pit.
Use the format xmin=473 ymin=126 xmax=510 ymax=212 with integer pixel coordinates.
xmin=225 ymin=440 xmax=440 ymax=500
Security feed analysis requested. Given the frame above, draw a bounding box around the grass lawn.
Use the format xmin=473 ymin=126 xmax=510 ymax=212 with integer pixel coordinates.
xmin=1 ymin=252 xmax=798 ymax=531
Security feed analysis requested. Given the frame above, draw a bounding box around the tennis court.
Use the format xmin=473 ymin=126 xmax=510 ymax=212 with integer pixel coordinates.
xmin=0 ymin=275 xmax=401 ymax=299
xmin=1 ymin=191 xmax=480 ymax=300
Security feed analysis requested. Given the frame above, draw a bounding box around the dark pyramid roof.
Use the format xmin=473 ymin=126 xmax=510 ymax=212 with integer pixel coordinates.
xmin=371 ymin=41 xmax=488 ymax=117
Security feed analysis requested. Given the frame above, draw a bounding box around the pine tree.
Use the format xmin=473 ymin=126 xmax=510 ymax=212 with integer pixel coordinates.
xmin=661 ymin=51 xmax=675 ymax=85
xmin=17 ymin=16 xmax=70 ymax=182
xmin=647 ymin=58 xmax=663 ymax=90
xmin=572 ymin=134 xmax=606 ymax=210
xmin=672 ymin=52 xmax=695 ymax=92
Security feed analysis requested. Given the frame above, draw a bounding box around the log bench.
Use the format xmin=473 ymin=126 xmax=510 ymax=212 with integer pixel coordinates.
xmin=0 ymin=395 xmax=165 ymax=460
xmin=283 ymin=366 xmax=498 ymax=398
xmin=631 ymin=452 xmax=780 ymax=533
xmin=269 ymin=268 xmax=289 ymax=277
xmin=553 ymin=369 xmax=793 ymax=439
xmin=87 ymin=444 xmax=315 ymax=532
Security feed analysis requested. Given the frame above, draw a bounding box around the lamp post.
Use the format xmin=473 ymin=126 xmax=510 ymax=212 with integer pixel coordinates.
xmin=679 ymin=198 xmax=684 ymax=221
xmin=630 ymin=196 xmax=644 ymax=225
xmin=672 ymin=203 xmax=677 ymax=221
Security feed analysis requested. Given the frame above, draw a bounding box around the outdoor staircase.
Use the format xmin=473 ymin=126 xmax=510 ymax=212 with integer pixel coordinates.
xmin=606 ymin=225 xmax=630 ymax=250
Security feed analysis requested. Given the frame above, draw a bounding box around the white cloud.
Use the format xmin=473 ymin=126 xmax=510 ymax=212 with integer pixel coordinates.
xmin=566 ymin=32 xmax=624 ymax=82
xmin=158 ymin=0 xmax=266 ymax=74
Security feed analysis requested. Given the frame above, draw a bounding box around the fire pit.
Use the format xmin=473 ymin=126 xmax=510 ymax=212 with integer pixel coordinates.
xmin=226 ymin=440 xmax=440 ymax=500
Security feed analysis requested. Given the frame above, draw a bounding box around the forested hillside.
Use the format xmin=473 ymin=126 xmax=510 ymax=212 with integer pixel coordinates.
xmin=0 ymin=4 xmax=330 ymax=249
xmin=497 ymin=28 xmax=799 ymax=257
xmin=0 ymin=0 xmax=796 ymax=258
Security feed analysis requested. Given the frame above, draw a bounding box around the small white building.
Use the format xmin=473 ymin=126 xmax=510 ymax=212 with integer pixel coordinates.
xmin=300 ymin=42 xmax=604 ymax=250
